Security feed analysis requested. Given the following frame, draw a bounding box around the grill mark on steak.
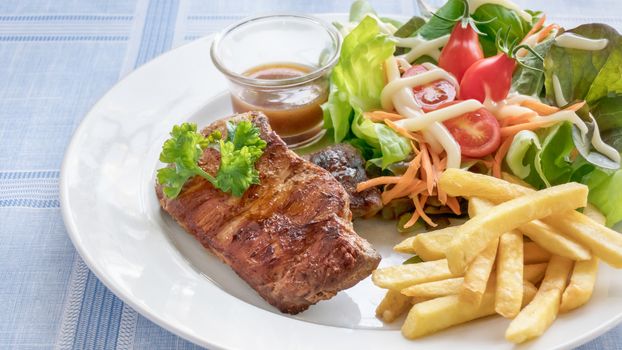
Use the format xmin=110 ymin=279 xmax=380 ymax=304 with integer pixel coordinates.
xmin=156 ymin=112 xmax=381 ymax=314
xmin=306 ymin=144 xmax=383 ymax=218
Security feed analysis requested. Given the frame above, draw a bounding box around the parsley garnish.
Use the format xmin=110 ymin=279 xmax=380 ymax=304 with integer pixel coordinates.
xmin=157 ymin=121 xmax=267 ymax=198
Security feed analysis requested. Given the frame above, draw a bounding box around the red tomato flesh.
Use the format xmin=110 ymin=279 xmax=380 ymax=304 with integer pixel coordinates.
xmin=403 ymin=65 xmax=456 ymax=111
xmin=442 ymin=106 xmax=501 ymax=158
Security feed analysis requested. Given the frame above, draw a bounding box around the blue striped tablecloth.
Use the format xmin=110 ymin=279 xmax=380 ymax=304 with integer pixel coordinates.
xmin=0 ymin=1 xmax=620 ymax=349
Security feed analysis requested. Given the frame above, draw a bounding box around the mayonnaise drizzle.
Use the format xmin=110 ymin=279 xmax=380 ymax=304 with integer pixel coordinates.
xmin=483 ymin=97 xmax=537 ymax=120
xmin=367 ymin=14 xmax=398 ymax=35
xmin=555 ymin=33 xmax=609 ymax=51
xmin=467 ymin=0 xmax=532 ymax=23
xmin=396 ymin=100 xmax=484 ymax=131
xmin=380 ymin=68 xmax=458 ymax=111
xmin=394 ymin=35 xmax=450 ymax=63
xmin=384 ymin=56 xmax=461 ymax=168
xmin=552 ymin=75 xmax=569 ymax=107
xmin=591 ymin=118 xmax=622 ymax=164
xmin=545 ymin=110 xmax=589 ymax=135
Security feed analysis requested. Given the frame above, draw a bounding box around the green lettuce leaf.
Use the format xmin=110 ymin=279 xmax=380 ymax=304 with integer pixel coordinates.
xmin=472 ymin=4 xmax=533 ymax=57
xmin=544 ymin=23 xmax=621 ymax=105
xmin=323 ymin=16 xmax=391 ymax=141
xmin=511 ymin=27 xmax=558 ymax=96
xmin=584 ymin=168 xmax=622 ymax=227
xmin=322 ymin=16 xmax=410 ymax=168
xmin=416 ymin=0 xmax=464 ymax=40
xmin=505 ymin=130 xmax=546 ymax=187
xmin=592 ymin=94 xmax=622 ymax=133
xmin=585 ymin=37 xmax=622 ymax=103
xmin=351 ymin=113 xmax=411 ymax=168
xmin=538 ymin=122 xmax=579 ymax=185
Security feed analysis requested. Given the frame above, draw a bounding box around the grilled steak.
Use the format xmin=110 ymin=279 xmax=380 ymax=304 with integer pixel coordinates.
xmin=156 ymin=112 xmax=381 ymax=314
xmin=307 ymin=144 xmax=383 ymax=218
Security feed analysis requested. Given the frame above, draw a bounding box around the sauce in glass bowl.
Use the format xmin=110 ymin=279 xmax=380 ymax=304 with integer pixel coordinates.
xmin=230 ymin=63 xmax=328 ymax=142
xmin=210 ymin=14 xmax=341 ymax=148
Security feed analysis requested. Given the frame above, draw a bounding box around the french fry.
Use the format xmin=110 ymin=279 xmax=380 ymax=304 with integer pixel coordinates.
xmin=401 ymin=277 xmax=464 ymax=298
xmin=560 ymin=258 xmax=599 ymax=313
xmin=402 ymin=280 xmax=537 ymax=339
xmin=394 ymin=236 xmax=417 ymax=254
xmin=524 ymin=242 xmax=552 ymax=264
xmin=495 ymin=231 xmax=524 ymax=318
xmin=524 ymin=263 xmax=548 ymax=284
xmin=444 ymin=183 xmax=588 ymax=274
xmin=519 ymin=220 xmax=591 ymax=261
xmin=460 ymin=238 xmax=498 ymax=305
xmin=472 ymin=197 xmax=591 ymax=261
xmin=505 ymin=255 xmax=574 ymax=343
xmin=372 ymin=259 xmax=459 ymax=290
xmin=439 ymin=168 xmax=533 ymax=203
xmin=439 ymin=168 xmax=622 ymax=268
xmin=376 ymin=290 xmax=412 ymax=323
xmin=543 ymin=211 xmax=622 ymax=268
xmin=412 ymin=227 xmax=457 ymax=261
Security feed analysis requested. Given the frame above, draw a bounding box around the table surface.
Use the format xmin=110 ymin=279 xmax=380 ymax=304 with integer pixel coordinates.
xmin=1 ymin=0 xmax=621 ymax=349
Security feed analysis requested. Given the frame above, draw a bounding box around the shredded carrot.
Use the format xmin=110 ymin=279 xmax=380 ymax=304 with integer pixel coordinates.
xmin=445 ymin=196 xmax=461 ymax=216
xmin=381 ymin=152 xmax=422 ymax=204
xmin=365 ymin=110 xmax=405 ymax=122
xmin=420 ymin=144 xmax=434 ymax=195
xmin=492 ymin=136 xmax=516 ymax=178
xmin=413 ymin=194 xmax=436 ymax=227
xmin=356 ymin=176 xmax=401 ymax=192
xmin=410 ymin=140 xmax=420 ymax=155
xmin=383 ymin=180 xmax=426 ymax=204
xmin=537 ymin=24 xmax=560 ymax=42
xmin=501 ymin=112 xmax=538 ymax=127
xmin=500 ymin=119 xmax=557 ymax=137
xmin=523 ymin=14 xmax=546 ymax=43
xmin=404 ymin=193 xmax=429 ymax=228
xmin=564 ymin=101 xmax=586 ymax=112
xmin=520 ymin=99 xmax=559 ymax=116
xmin=430 ymin=151 xmax=447 ymax=204
xmin=385 ymin=119 xmax=416 ymax=140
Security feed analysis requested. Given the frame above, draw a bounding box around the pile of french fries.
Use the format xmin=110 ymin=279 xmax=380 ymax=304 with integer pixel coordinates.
xmin=373 ymin=168 xmax=621 ymax=343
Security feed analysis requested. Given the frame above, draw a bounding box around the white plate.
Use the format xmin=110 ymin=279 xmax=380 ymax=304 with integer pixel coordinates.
xmin=61 ymin=14 xmax=622 ymax=350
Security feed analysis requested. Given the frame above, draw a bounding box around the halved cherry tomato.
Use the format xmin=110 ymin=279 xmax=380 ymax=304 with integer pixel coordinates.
xmin=442 ymin=104 xmax=501 ymax=158
xmin=403 ymin=65 xmax=456 ymax=111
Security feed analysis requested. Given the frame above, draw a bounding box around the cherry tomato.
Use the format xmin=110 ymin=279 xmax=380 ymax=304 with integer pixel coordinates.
xmin=459 ymin=53 xmax=517 ymax=103
xmin=438 ymin=23 xmax=484 ymax=82
xmin=403 ymin=65 xmax=456 ymax=111
xmin=442 ymin=105 xmax=501 ymax=158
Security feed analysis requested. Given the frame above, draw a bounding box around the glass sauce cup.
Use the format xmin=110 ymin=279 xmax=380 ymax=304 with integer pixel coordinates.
xmin=210 ymin=14 xmax=341 ymax=148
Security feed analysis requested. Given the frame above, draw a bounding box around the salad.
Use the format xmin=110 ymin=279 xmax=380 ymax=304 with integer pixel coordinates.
xmin=323 ymin=0 xmax=622 ymax=229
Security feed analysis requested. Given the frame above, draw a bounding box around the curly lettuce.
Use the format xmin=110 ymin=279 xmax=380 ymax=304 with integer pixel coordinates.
xmin=322 ymin=16 xmax=411 ymax=168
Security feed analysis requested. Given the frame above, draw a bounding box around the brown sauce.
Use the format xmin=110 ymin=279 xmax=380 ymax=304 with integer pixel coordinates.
xmin=231 ymin=63 xmax=327 ymax=138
